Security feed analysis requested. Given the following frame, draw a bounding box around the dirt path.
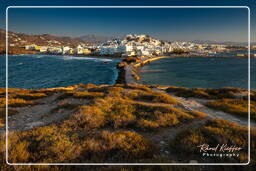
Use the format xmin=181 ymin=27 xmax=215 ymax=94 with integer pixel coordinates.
xmin=1 ymin=92 xmax=89 ymax=132
xmin=141 ymin=117 xmax=209 ymax=161
xmin=173 ymin=95 xmax=256 ymax=127
xmin=151 ymin=88 xmax=255 ymax=127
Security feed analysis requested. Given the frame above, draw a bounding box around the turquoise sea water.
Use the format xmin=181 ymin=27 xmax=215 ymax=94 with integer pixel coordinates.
xmin=0 ymin=55 xmax=120 ymax=89
xmin=140 ymin=57 xmax=256 ymax=89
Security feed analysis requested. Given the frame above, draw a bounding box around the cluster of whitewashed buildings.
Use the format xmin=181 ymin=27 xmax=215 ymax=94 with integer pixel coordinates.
xmin=24 ymin=34 xmax=229 ymax=57
xmin=25 ymin=44 xmax=93 ymax=55
xmin=95 ymin=34 xmax=227 ymax=57
xmin=97 ymin=34 xmax=172 ymax=57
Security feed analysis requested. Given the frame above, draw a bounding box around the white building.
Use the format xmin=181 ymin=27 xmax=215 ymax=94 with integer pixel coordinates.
xmin=75 ymin=45 xmax=84 ymax=54
xmin=62 ymin=46 xmax=70 ymax=54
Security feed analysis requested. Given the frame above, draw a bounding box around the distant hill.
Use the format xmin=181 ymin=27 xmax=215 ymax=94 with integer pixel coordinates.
xmin=1 ymin=29 xmax=254 ymax=48
xmin=0 ymin=29 xmax=117 ymax=47
xmin=78 ymin=34 xmax=114 ymax=43
xmin=0 ymin=29 xmax=91 ymax=47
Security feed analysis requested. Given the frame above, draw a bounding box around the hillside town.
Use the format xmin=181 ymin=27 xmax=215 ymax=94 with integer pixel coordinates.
xmin=23 ymin=34 xmax=238 ymax=57
xmin=1 ymin=29 xmax=255 ymax=57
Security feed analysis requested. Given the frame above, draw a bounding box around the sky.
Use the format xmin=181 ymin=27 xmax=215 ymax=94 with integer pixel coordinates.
xmin=0 ymin=0 xmax=255 ymax=42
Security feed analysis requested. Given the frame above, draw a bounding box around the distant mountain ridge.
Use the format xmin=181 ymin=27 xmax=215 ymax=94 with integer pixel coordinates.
xmin=78 ymin=34 xmax=114 ymax=43
xmin=0 ymin=29 xmax=120 ymax=47
xmin=0 ymin=29 xmax=254 ymax=47
xmin=0 ymin=29 xmax=90 ymax=47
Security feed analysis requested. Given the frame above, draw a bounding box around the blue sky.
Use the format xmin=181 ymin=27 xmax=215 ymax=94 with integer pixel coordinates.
xmin=0 ymin=0 xmax=255 ymax=42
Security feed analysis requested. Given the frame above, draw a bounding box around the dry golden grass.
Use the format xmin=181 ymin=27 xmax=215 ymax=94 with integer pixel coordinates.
xmin=1 ymin=84 xmax=256 ymax=169
xmin=166 ymin=86 xmax=209 ymax=98
xmin=7 ymin=125 xmax=82 ymax=163
xmin=3 ymin=124 xmax=155 ymax=164
xmin=127 ymin=89 xmax=177 ymax=104
xmin=0 ymin=88 xmax=54 ymax=108
xmin=124 ymin=84 xmax=152 ymax=92
xmin=166 ymin=86 xmax=248 ymax=100
xmin=169 ymin=118 xmax=255 ymax=163
xmin=206 ymin=99 xmax=256 ymax=120
xmin=61 ymin=84 xmax=204 ymax=131
xmin=73 ymin=91 xmax=105 ymax=99
xmin=0 ymin=97 xmax=36 ymax=108
xmin=14 ymin=92 xmax=48 ymax=100
xmin=56 ymin=91 xmax=104 ymax=101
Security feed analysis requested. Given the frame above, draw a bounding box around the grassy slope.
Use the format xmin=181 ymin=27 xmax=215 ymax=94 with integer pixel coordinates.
xmin=0 ymin=84 xmax=255 ymax=170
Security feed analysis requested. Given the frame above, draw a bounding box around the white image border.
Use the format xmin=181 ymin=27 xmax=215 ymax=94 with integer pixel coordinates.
xmin=5 ymin=6 xmax=251 ymax=166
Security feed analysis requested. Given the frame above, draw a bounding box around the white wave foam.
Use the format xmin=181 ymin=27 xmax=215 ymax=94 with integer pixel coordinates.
xmin=9 ymin=54 xmax=118 ymax=63
xmin=62 ymin=56 xmax=113 ymax=62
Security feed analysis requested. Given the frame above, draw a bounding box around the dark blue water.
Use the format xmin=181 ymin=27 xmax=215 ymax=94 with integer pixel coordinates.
xmin=140 ymin=57 xmax=256 ymax=89
xmin=0 ymin=55 xmax=120 ymax=89
xmin=213 ymin=50 xmax=256 ymax=57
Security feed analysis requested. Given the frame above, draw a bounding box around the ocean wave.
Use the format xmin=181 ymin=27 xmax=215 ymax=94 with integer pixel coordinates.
xmin=8 ymin=54 xmax=117 ymax=62
xmin=10 ymin=54 xmax=47 ymax=58
xmin=62 ymin=56 xmax=113 ymax=62
xmin=35 ymin=55 xmax=47 ymax=58
xmin=9 ymin=54 xmax=25 ymax=57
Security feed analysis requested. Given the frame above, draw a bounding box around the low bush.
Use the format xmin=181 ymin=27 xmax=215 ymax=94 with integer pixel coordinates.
xmin=169 ymin=118 xmax=255 ymax=163
xmin=7 ymin=126 xmax=82 ymax=163
xmin=68 ymin=105 xmax=107 ymax=130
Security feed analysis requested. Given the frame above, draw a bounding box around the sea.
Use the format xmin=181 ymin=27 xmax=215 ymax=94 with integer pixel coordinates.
xmin=0 ymin=51 xmax=255 ymax=90
xmin=0 ymin=55 xmax=120 ymax=89
xmin=139 ymin=55 xmax=256 ymax=89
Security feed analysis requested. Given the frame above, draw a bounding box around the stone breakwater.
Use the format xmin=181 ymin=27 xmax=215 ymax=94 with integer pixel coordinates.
xmin=115 ymin=56 xmax=169 ymax=84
